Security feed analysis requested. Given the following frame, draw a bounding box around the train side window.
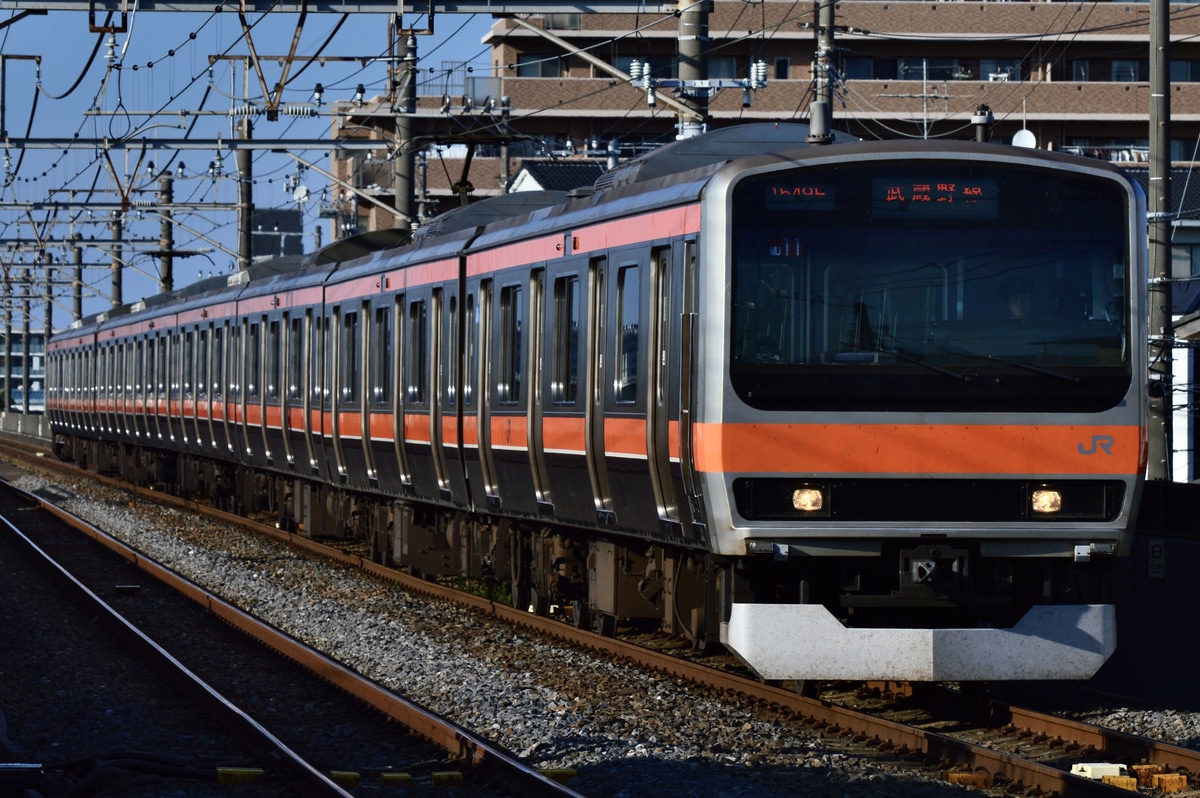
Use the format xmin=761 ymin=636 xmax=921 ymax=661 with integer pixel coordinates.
xmin=464 ymin=293 xmax=477 ymax=406
xmin=339 ymin=309 xmax=360 ymax=403
xmin=498 ymin=284 xmax=523 ymax=405
xmin=211 ymin=326 xmax=223 ymax=399
xmin=196 ymin=330 xmax=208 ymax=400
xmin=288 ymin=316 xmax=303 ymax=402
xmin=552 ymin=274 xmax=580 ymax=405
xmin=266 ymin=320 xmax=281 ymax=401
xmin=183 ymin=331 xmax=195 ymax=399
xmin=309 ymin=314 xmax=324 ymax=405
xmin=616 ymin=264 xmax=640 ymax=405
xmin=247 ymin=321 xmax=262 ymax=400
xmin=408 ymin=300 xmax=428 ymax=404
xmin=135 ymin=339 xmax=145 ymax=400
xmin=229 ymin=325 xmax=242 ymax=399
xmin=371 ymin=306 xmax=391 ymax=405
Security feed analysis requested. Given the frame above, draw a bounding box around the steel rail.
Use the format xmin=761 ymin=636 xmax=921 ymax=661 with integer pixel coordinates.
xmin=9 ymin=475 xmax=585 ymax=798
xmin=0 ymin=443 xmax=1161 ymax=797
xmin=0 ymin=505 xmax=356 ymax=798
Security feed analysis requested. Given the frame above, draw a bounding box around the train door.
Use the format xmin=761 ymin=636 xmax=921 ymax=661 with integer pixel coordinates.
xmin=197 ymin=326 xmax=212 ymax=450
xmin=678 ymin=240 xmax=706 ymax=536
xmin=473 ymin=280 xmax=499 ymax=510
xmin=263 ymin=315 xmax=282 ymax=465
xmin=429 ymin=288 xmax=450 ymax=498
xmin=365 ymin=299 xmax=393 ymax=489
xmin=389 ymin=294 xmax=411 ymax=488
xmin=437 ymin=285 xmax=469 ymax=504
xmin=646 ymin=246 xmax=685 ymax=533
xmin=212 ymin=322 xmax=232 ymax=453
xmin=182 ymin=329 xmax=197 ymax=447
xmin=280 ymin=311 xmax=298 ymax=467
xmin=527 ymin=269 xmax=552 ymax=511
xmin=312 ymin=309 xmax=331 ymax=475
xmin=329 ymin=305 xmax=350 ymax=482
xmin=585 ymin=258 xmax=615 ymax=523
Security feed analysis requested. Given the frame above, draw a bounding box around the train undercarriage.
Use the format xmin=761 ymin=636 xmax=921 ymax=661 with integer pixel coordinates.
xmin=57 ymin=433 xmax=1120 ymax=682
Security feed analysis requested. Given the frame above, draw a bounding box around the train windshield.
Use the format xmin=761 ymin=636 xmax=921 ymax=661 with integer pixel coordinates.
xmin=730 ymin=158 xmax=1133 ymax=412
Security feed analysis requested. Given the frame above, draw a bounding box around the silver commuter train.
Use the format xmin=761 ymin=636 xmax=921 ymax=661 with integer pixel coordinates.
xmin=46 ymin=124 xmax=1148 ymax=681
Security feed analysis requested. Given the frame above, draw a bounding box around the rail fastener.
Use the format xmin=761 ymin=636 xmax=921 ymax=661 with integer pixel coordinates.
xmin=328 ymin=771 xmax=361 ymax=788
xmin=430 ymin=771 xmax=463 ymax=786
xmin=537 ymin=768 xmax=578 ymax=783
xmin=216 ymin=767 xmax=265 ymax=784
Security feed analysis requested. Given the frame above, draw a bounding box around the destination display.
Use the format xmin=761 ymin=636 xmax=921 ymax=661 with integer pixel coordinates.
xmin=870 ymin=176 xmax=999 ymax=219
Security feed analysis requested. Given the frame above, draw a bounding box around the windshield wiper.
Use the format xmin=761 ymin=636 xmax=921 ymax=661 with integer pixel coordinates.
xmin=946 ymin=348 xmax=1081 ymax=384
xmin=838 ymin=341 xmax=971 ymax=383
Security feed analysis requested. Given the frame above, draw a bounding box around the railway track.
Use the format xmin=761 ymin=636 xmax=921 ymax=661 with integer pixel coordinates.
xmin=0 ymin=469 xmax=582 ymax=798
xmin=0 ymin=437 xmax=1191 ymax=797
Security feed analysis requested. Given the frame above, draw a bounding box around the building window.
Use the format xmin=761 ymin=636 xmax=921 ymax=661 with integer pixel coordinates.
xmin=981 ymin=58 xmax=1021 ymax=82
xmin=1072 ymin=60 xmax=1090 ymax=81
xmin=1112 ymin=59 xmax=1148 ymax=82
xmin=774 ymin=57 xmax=790 ymax=80
xmin=710 ymin=56 xmax=738 ymax=80
xmin=517 ymin=54 xmax=561 ymax=78
xmin=543 ymin=13 xmax=580 ymax=30
xmin=899 ymin=57 xmax=957 ymax=82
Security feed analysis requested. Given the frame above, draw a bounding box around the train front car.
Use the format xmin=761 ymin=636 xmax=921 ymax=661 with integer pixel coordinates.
xmin=701 ymin=141 xmax=1147 ymax=681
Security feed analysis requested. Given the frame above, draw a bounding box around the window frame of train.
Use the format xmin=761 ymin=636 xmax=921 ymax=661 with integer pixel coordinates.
xmin=615 ymin=262 xmax=640 ymax=406
xmin=498 ymin=281 xmax=524 ymax=406
xmin=551 ymin=272 xmax=581 ymax=406
xmin=728 ymin=158 xmax=1133 ymax=413
xmin=407 ymin=296 xmax=429 ymax=406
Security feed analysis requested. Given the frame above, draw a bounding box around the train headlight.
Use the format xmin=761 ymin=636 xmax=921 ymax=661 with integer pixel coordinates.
xmin=1031 ymin=488 xmax=1063 ymax=514
xmin=792 ymin=487 xmax=824 ymax=512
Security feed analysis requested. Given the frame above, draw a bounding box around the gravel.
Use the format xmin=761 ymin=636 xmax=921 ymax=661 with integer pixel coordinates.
xmin=17 ymin=468 xmax=1193 ymax=796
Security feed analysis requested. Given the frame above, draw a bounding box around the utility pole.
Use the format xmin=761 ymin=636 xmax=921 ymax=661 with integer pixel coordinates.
xmin=808 ymin=0 xmax=835 ymax=143
xmin=1147 ymin=0 xmax=1173 ymax=481
xmin=238 ymin=118 xmax=254 ymax=270
xmin=676 ymin=0 xmax=710 ymax=139
xmin=393 ymin=28 xmax=416 ymax=230
xmin=159 ymin=171 xmax=175 ymax=293
xmin=110 ymin=212 xmax=123 ymax=309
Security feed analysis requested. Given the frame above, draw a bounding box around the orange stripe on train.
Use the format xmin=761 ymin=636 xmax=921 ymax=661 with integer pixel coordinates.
xmin=692 ymin=423 xmax=1143 ymax=475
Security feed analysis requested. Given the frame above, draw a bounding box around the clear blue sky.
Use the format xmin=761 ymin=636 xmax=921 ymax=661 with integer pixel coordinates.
xmin=0 ymin=8 xmax=492 ymax=326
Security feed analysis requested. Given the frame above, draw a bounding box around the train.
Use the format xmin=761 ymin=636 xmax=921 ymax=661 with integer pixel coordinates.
xmin=45 ymin=123 xmax=1148 ymax=682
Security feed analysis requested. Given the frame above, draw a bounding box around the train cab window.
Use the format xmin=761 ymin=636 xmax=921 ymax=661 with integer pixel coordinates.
xmin=288 ymin=316 xmax=304 ymax=402
xmin=552 ymin=274 xmax=580 ymax=405
xmin=266 ymin=320 xmax=281 ymax=401
xmin=498 ymin=284 xmax=523 ymax=405
xmin=616 ymin=265 xmax=640 ymax=405
xmin=371 ymin=306 xmax=391 ymax=405
xmin=408 ymin=300 xmax=428 ymax=404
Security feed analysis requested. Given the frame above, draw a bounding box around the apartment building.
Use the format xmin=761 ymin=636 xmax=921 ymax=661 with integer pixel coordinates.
xmin=332 ymin=1 xmax=1200 ymax=221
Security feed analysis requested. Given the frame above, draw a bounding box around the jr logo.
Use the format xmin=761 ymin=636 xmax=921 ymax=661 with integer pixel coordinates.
xmin=1078 ymin=435 xmax=1114 ymax=455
